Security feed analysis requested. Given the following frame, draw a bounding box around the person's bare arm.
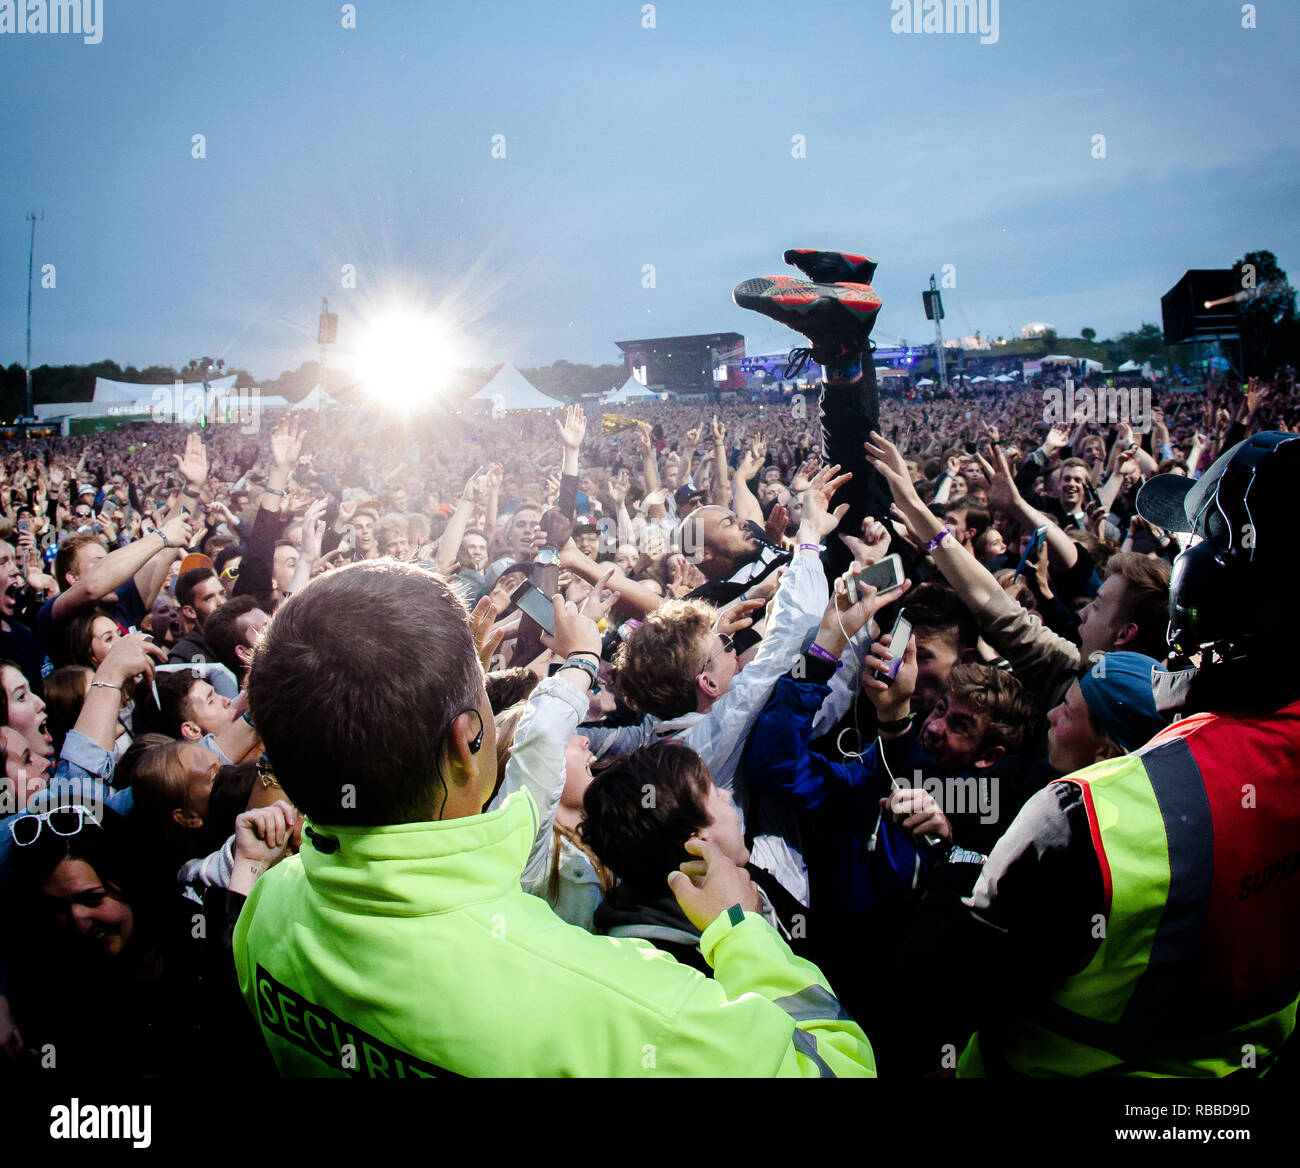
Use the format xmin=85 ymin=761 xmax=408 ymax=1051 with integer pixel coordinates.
xmin=484 ymin=464 xmax=502 ymax=537
xmin=50 ymin=516 xmax=191 ymax=623
xmin=73 ymin=634 xmax=166 ymax=752
xmin=436 ymin=467 xmax=487 ymax=571
xmin=710 ymin=415 xmax=732 ymax=509
xmin=558 ymin=538 xmax=663 ymax=616
xmin=135 ymin=433 xmax=208 ymax=604
xmin=865 ymin=431 xmax=1000 ymax=615
xmin=976 ymin=446 xmax=1078 ymax=574
xmin=731 ymin=438 xmax=765 ymax=527
xmin=636 ymin=424 xmax=660 ymax=493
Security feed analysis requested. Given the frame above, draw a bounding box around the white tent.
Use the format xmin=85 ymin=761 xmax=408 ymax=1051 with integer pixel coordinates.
xmin=603 ymin=376 xmax=665 ymax=404
xmin=995 ymin=375 xmax=1015 ymax=383
xmin=469 ymin=363 xmax=562 ymax=411
xmin=291 ymin=384 xmax=337 ymax=409
xmin=970 ymin=375 xmax=989 ymax=383
xmin=37 ymin=375 xmax=241 ymax=423
xmin=1117 ymin=360 xmax=1140 ymax=373
xmin=91 ymin=374 xmax=237 ymax=405
xmin=916 ymin=378 xmax=935 ymax=386
xmin=1041 ymin=355 xmax=1075 ymax=365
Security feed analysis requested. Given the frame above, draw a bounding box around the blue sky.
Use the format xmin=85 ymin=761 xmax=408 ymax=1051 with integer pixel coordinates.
xmin=1 ymin=0 xmax=1297 ymax=382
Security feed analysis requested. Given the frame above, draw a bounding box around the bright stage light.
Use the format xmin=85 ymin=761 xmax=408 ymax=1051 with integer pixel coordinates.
xmin=353 ymin=310 xmax=463 ymax=406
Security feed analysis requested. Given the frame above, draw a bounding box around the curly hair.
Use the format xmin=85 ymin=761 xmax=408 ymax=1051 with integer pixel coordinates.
xmin=945 ymin=662 xmax=1038 ymax=757
xmin=612 ymin=598 xmax=715 ymax=720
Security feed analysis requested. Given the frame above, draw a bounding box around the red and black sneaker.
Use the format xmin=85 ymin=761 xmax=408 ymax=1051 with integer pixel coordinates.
xmin=783 ymin=248 xmax=878 ymax=287
xmin=732 ymin=276 xmax=882 ymax=371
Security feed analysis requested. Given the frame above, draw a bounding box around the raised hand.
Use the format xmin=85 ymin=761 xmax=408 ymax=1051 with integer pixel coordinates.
xmin=839 ymin=514 xmax=891 ymax=566
xmin=1043 ymin=423 xmax=1072 ymax=453
xmin=468 ymin=594 xmax=506 ymax=669
xmin=791 ymin=455 xmax=820 ymax=494
xmin=556 ymin=404 xmax=587 ymax=451
xmin=764 ymin=502 xmax=789 ymax=543
xmin=270 ymin=416 xmax=306 ymax=471
xmin=710 ymin=414 xmax=725 ymax=444
xmin=173 ymin=432 xmax=209 ymax=487
xmin=798 ymin=462 xmax=852 ymax=540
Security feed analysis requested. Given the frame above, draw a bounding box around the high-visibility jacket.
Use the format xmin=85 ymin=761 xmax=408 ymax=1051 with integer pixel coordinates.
xmin=232 ymin=788 xmax=875 ymax=1077
xmin=962 ymin=699 xmax=1300 ymax=1077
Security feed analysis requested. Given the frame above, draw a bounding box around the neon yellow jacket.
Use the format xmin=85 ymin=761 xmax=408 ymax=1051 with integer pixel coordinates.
xmin=233 ymin=788 xmax=875 ymax=1077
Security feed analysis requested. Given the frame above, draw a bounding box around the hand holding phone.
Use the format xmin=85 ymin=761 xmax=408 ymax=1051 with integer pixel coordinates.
xmin=510 ymin=579 xmax=556 ymax=636
xmin=850 ymin=553 xmax=905 ymax=602
xmin=870 ymin=610 xmax=913 ymax=686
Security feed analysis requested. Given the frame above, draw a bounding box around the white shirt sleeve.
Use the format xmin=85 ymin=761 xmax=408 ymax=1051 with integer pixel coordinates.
xmin=681 ymin=549 xmax=827 ymax=795
xmin=488 ymin=674 xmax=589 ymax=894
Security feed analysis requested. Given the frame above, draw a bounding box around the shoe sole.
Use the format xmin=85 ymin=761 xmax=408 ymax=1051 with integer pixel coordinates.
xmin=733 ymin=276 xmax=881 ymax=321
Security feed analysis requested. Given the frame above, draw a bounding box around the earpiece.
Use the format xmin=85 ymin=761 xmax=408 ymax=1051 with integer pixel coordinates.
xmin=467 ymin=709 xmax=484 ymax=754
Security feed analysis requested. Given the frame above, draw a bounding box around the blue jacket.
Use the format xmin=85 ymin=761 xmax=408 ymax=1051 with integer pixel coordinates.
xmin=744 ymin=670 xmax=932 ymax=916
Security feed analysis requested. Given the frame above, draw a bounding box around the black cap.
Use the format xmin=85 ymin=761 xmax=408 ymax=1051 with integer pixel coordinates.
xmin=675 ymin=484 xmax=707 ymax=506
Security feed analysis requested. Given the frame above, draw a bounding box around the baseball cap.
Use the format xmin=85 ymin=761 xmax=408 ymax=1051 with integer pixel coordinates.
xmin=1078 ymin=652 xmax=1169 ymax=752
xmin=675 ymin=484 xmax=707 ymax=506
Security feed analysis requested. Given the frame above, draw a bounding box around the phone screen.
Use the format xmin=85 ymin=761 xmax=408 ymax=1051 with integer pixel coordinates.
xmin=873 ymin=612 xmax=912 ymax=685
xmin=510 ymin=580 xmax=556 ymax=635
xmin=855 ymin=554 xmax=904 ymax=596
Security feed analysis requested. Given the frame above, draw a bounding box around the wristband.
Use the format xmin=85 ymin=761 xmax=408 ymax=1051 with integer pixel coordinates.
xmin=264 ymin=486 xmax=288 ymax=498
xmin=797 ymin=542 xmax=824 ymax=554
xmin=560 ymin=656 xmax=601 ymax=691
xmin=877 ymin=713 xmax=914 ymax=734
xmin=807 ymin=642 xmax=842 ymax=667
xmin=91 ymin=681 xmax=123 ymax=692
xmin=924 ymin=530 xmax=951 ymax=553
xmin=158 ymin=530 xmax=170 ymax=548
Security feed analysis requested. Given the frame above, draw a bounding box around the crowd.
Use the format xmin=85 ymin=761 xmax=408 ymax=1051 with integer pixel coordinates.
xmin=1 ymin=251 xmax=1298 ymax=1078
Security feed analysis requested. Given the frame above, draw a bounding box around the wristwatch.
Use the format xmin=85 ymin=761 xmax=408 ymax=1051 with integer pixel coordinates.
xmin=535 ymin=547 xmax=560 ymax=566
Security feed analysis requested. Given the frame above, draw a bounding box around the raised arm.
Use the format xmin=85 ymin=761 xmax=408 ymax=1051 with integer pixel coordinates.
xmin=731 ymin=437 xmax=766 ymax=528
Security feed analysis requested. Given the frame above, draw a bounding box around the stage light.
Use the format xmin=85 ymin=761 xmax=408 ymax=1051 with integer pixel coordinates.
xmin=354 ymin=310 xmax=463 ymax=407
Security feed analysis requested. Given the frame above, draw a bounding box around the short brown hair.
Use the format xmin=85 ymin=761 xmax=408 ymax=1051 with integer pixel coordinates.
xmin=945 ymin=662 xmax=1037 ymax=756
xmin=247 ymin=561 xmax=483 ymax=826
xmin=579 ymin=741 xmax=712 ymax=898
xmin=613 ymin=599 xmax=715 ymax=719
xmin=203 ymin=595 xmax=264 ymax=676
xmin=1105 ymin=552 xmax=1172 ymax=661
xmin=55 ymin=533 xmax=103 ymax=592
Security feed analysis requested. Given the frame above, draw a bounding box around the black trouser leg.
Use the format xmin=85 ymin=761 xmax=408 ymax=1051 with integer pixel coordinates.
xmin=819 ymin=361 xmax=893 ymax=582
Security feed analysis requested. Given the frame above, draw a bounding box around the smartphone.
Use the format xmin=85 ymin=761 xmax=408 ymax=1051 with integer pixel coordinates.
xmin=872 ymin=610 xmax=912 ymax=686
xmin=1014 ymin=526 xmax=1048 ymax=581
xmin=510 ymin=579 xmax=556 ymax=636
xmin=1083 ymin=480 xmax=1101 ymax=509
xmin=17 ymin=519 xmax=30 ymax=534
xmin=102 ymin=498 xmax=118 ymax=518
xmin=852 ymin=553 xmax=904 ymax=599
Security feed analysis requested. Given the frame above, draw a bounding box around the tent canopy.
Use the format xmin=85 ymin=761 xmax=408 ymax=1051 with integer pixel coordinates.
xmin=1117 ymin=359 xmax=1140 ymax=372
xmin=91 ymin=374 xmax=237 ymax=404
xmin=470 ymin=364 xmax=562 ymax=411
xmin=604 ymin=375 xmax=665 ymax=403
xmin=291 ymin=384 xmax=337 ymax=409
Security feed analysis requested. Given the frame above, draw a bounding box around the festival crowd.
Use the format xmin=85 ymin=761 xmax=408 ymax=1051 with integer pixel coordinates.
xmin=1 ymin=248 xmax=1297 ymax=1078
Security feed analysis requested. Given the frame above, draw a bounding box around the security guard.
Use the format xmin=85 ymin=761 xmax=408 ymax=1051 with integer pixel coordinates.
xmin=956 ymin=431 xmax=1300 ymax=1077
